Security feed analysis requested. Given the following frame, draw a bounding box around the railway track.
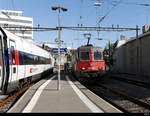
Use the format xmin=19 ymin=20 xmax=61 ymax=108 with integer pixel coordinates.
xmin=86 ymin=82 xmax=150 ymax=113
xmin=96 ymin=83 xmax=150 ymax=113
xmin=71 ymin=72 xmax=150 ymax=113
xmin=4 ymin=70 xmax=150 ymax=113
xmin=0 ymin=84 xmax=34 ymax=112
xmin=110 ymin=74 xmax=150 ymax=90
xmin=0 ymin=73 xmax=56 ymax=113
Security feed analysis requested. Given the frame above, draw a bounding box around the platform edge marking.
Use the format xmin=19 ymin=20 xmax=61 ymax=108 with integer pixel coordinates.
xmin=65 ymin=75 xmax=104 ymax=113
xmin=22 ymin=75 xmax=56 ymax=113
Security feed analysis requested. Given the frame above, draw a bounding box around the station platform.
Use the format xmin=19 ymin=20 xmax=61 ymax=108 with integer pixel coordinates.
xmin=8 ymin=73 xmax=122 ymax=113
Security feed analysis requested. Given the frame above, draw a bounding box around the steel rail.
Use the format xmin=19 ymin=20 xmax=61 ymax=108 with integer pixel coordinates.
xmin=0 ymin=84 xmax=34 ymax=108
xmin=97 ymin=83 xmax=150 ymax=110
xmin=0 ymin=72 xmax=56 ymax=111
xmin=110 ymin=75 xmax=150 ymax=90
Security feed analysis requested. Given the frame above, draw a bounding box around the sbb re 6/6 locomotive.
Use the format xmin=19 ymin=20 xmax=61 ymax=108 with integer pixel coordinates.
xmin=71 ymin=44 xmax=105 ymax=82
xmin=0 ymin=27 xmax=54 ymax=95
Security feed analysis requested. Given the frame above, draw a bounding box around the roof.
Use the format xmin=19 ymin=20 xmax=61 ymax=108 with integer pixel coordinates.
xmin=125 ymin=31 xmax=150 ymax=45
xmin=115 ymin=31 xmax=150 ymax=48
xmin=77 ymin=44 xmax=102 ymax=51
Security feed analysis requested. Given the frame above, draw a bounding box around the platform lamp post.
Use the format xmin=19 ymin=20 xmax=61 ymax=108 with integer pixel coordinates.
xmin=51 ymin=6 xmax=67 ymax=90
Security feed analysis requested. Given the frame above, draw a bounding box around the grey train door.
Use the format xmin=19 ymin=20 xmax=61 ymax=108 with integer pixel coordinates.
xmin=8 ymin=40 xmax=18 ymax=89
xmin=0 ymin=35 xmax=3 ymax=90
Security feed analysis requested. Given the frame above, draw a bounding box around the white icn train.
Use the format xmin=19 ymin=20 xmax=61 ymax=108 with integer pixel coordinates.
xmin=0 ymin=27 xmax=54 ymax=95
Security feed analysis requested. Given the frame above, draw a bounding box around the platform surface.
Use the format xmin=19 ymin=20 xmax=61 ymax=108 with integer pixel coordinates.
xmin=8 ymin=73 xmax=122 ymax=113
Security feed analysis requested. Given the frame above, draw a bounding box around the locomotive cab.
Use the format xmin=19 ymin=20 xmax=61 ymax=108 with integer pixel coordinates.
xmin=72 ymin=44 xmax=105 ymax=81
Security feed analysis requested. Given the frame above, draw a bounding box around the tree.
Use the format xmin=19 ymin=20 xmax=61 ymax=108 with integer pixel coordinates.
xmin=103 ymin=42 xmax=115 ymax=71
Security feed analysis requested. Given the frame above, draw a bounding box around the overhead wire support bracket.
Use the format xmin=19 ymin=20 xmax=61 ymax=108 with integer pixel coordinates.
xmin=3 ymin=26 xmax=140 ymax=32
xmin=3 ymin=26 xmax=58 ymax=31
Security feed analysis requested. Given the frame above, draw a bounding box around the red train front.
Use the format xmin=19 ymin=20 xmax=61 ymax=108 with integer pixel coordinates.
xmin=72 ymin=44 xmax=105 ymax=81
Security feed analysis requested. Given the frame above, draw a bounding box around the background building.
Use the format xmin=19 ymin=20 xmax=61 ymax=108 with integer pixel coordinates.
xmin=112 ymin=35 xmax=127 ymax=72
xmin=37 ymin=42 xmax=71 ymax=66
xmin=0 ymin=10 xmax=33 ymax=43
xmin=113 ymin=31 xmax=150 ymax=77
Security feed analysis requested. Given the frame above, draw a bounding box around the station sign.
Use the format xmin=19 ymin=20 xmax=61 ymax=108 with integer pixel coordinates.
xmin=52 ymin=48 xmax=67 ymax=52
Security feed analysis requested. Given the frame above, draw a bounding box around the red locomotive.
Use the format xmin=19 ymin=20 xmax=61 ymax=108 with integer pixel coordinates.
xmin=71 ymin=44 xmax=105 ymax=83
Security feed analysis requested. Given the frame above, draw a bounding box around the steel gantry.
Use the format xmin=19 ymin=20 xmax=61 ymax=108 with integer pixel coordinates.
xmin=59 ymin=26 xmax=140 ymax=32
xmin=3 ymin=26 xmax=58 ymax=31
xmin=3 ymin=25 xmax=140 ymax=32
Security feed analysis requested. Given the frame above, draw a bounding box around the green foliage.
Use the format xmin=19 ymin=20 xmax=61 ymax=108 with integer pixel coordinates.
xmin=66 ymin=53 xmax=72 ymax=63
xmin=103 ymin=42 xmax=115 ymax=66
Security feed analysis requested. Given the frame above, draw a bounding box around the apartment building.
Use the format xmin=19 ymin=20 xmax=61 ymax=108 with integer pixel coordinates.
xmin=0 ymin=10 xmax=33 ymax=43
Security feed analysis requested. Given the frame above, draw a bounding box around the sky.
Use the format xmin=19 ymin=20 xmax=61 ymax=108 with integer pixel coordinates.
xmin=0 ymin=0 xmax=150 ymax=49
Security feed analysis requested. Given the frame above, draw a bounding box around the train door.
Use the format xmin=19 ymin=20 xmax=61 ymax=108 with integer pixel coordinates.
xmin=9 ymin=40 xmax=18 ymax=84
xmin=0 ymin=35 xmax=4 ymax=90
xmin=0 ymin=33 xmax=9 ymax=94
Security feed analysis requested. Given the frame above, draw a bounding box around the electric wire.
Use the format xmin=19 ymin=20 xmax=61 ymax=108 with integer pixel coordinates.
xmin=98 ymin=0 xmax=122 ymax=24
xmin=11 ymin=0 xmax=15 ymax=10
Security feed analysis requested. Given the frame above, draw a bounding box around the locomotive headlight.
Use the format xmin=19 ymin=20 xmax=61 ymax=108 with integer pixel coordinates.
xmin=90 ymin=63 xmax=94 ymax=67
xmin=81 ymin=67 xmax=85 ymax=70
xmin=98 ymin=67 xmax=103 ymax=70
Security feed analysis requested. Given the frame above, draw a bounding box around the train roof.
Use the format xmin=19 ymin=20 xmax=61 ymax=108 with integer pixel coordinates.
xmin=0 ymin=27 xmax=51 ymax=58
xmin=77 ymin=44 xmax=103 ymax=51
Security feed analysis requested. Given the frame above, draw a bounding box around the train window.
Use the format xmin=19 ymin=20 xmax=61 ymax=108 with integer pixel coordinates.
xmin=39 ymin=57 xmax=43 ymax=64
xmin=11 ymin=46 xmax=16 ymax=65
xmin=19 ymin=51 xmax=50 ymax=65
xmin=24 ymin=53 xmax=32 ymax=65
xmin=76 ymin=52 xmax=79 ymax=60
xmin=23 ymin=53 xmax=28 ymax=64
xmin=94 ymin=51 xmax=102 ymax=60
xmin=48 ymin=58 xmax=51 ymax=64
xmin=19 ymin=51 xmax=24 ymax=65
xmin=34 ymin=55 xmax=38 ymax=64
xmin=79 ymin=52 xmax=90 ymax=61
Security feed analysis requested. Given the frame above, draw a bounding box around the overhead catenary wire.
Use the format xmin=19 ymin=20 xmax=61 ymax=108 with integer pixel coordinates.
xmin=11 ymin=0 xmax=15 ymax=10
xmin=76 ymin=0 xmax=84 ymax=47
xmin=98 ymin=0 xmax=122 ymax=24
xmin=111 ymin=1 xmax=150 ymax=25
xmin=94 ymin=0 xmax=122 ymax=40
xmin=79 ymin=0 xmax=83 ymax=27
xmin=94 ymin=0 xmax=104 ymax=40
xmin=117 ymin=1 xmax=150 ymax=7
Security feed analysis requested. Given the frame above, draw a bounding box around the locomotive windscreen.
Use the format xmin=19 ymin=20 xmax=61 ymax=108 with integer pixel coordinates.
xmin=94 ymin=51 xmax=102 ymax=60
xmin=79 ymin=52 xmax=90 ymax=61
